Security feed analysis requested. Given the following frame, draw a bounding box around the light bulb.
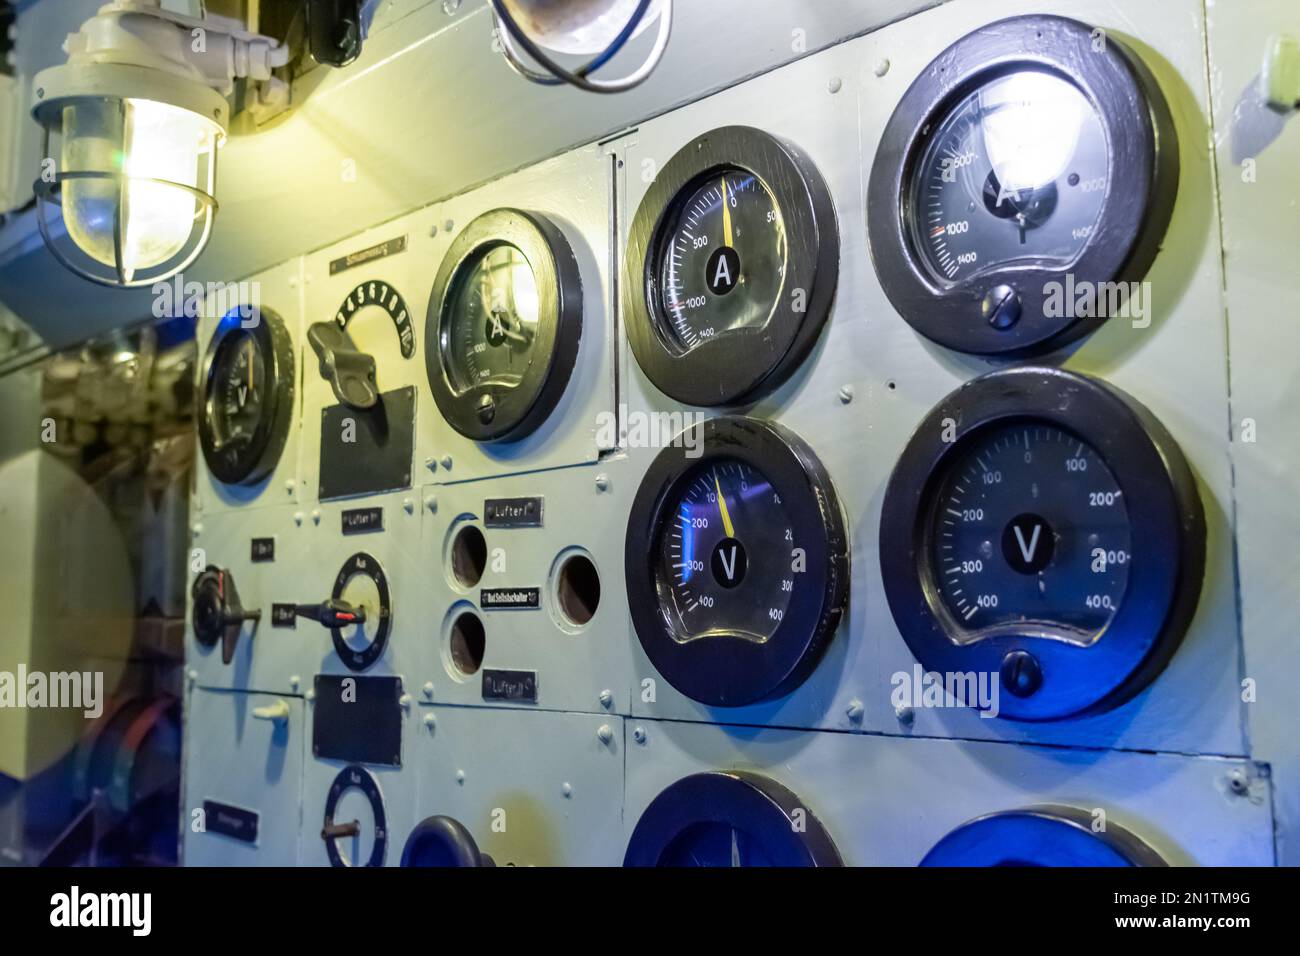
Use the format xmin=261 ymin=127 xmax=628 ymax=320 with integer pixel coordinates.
xmin=61 ymin=98 xmax=218 ymax=282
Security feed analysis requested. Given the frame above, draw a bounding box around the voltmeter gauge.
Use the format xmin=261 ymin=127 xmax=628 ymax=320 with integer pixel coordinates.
xmin=625 ymin=126 xmax=838 ymax=407
xmin=625 ymin=772 xmax=842 ymax=867
xmin=625 ymin=416 xmax=848 ymax=706
xmin=425 ymin=208 xmax=582 ymax=442
xmin=198 ymin=306 xmax=294 ymax=485
xmin=321 ymin=765 xmax=388 ymax=867
xmin=868 ymin=15 xmax=1178 ymax=355
xmin=880 ymin=367 xmax=1205 ymax=721
xmin=293 ymin=553 xmax=392 ymax=671
xmin=921 ymin=807 xmax=1166 ymax=867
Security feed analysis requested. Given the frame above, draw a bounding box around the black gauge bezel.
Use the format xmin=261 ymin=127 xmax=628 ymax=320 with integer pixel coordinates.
xmin=879 ymin=367 xmax=1205 ymax=721
xmin=331 ymin=552 xmax=391 ymax=672
xmin=625 ymin=126 xmax=839 ymax=407
xmin=624 ymin=772 xmax=843 ymax=867
xmin=425 ymin=208 xmax=583 ymax=443
xmin=323 ymin=764 xmax=388 ymax=868
xmin=921 ymin=805 xmax=1167 ymax=867
xmin=625 ymin=416 xmax=848 ymax=707
xmin=198 ymin=305 xmax=295 ymax=486
xmin=867 ymin=15 xmax=1179 ymax=356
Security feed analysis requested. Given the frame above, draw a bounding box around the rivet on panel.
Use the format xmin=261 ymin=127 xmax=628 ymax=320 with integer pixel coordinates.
xmin=422 ymin=681 xmax=435 ymax=699
xmin=562 ymin=782 xmax=573 ymax=798
xmin=293 ymin=511 xmax=304 ymax=526
xmin=290 ymin=675 xmax=300 ymax=692
xmin=595 ymin=473 xmax=610 ymax=492
xmin=440 ymin=455 xmax=453 ymax=470
xmin=846 ymin=699 xmax=864 ymax=722
xmin=597 ymin=724 xmax=613 ymax=744
xmin=874 ymin=58 xmax=891 ymax=77
xmin=456 ymin=769 xmax=465 ymax=784
xmin=399 ymin=694 xmax=412 ymax=708
xmin=838 ymin=385 xmax=855 ymax=404
xmin=632 ymin=726 xmax=647 ymax=745
xmin=895 ymin=703 xmax=915 ymax=725
xmin=425 ymin=494 xmax=438 ymax=513
xmin=403 ymin=497 xmax=415 ymax=514
xmin=598 ymin=689 xmax=613 ymax=708
xmin=827 ymin=76 xmax=842 ymax=94
xmin=311 ymin=509 xmax=321 ymax=524
xmin=424 ymin=713 xmax=436 ymax=730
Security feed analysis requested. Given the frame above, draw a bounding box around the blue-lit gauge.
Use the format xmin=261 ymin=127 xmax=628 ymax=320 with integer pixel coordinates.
xmin=659 ymin=459 xmax=793 ymax=643
xmin=625 ymin=772 xmax=842 ymax=867
xmin=321 ymin=765 xmax=388 ymax=867
xmin=626 ymin=416 xmax=848 ymax=707
xmin=921 ymin=807 xmax=1166 ymax=867
xmin=931 ymin=423 xmax=1131 ymax=641
xmin=198 ymin=306 xmax=294 ymax=486
xmin=880 ymin=368 xmax=1205 ymax=721
xmin=658 ymin=171 xmax=786 ymax=351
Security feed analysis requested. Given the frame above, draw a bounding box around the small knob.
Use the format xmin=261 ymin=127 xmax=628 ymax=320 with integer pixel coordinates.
xmin=982 ymin=285 xmax=1022 ymax=331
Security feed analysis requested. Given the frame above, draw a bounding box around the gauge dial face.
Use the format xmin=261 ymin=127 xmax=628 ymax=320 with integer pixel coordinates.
xmin=207 ymin=330 xmax=267 ymax=452
xmin=909 ymin=70 xmax=1109 ymax=285
xmin=930 ymin=422 xmax=1131 ymax=644
xmin=443 ymin=243 xmax=541 ymax=392
xmin=657 ymin=459 xmax=794 ymax=643
xmin=657 ymin=169 xmax=787 ymax=352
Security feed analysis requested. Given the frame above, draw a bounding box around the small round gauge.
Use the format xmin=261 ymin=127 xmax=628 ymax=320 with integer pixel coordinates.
xmin=330 ymin=553 xmax=392 ymax=672
xmin=921 ymin=806 xmax=1166 ymax=867
xmin=868 ymin=15 xmax=1179 ymax=355
xmin=198 ymin=306 xmax=294 ymax=485
xmin=657 ymin=170 xmax=786 ymax=349
xmin=626 ymin=416 xmax=848 ymax=706
xmin=880 ymin=367 xmax=1205 ymax=721
xmin=426 ymin=209 xmax=582 ymax=442
xmin=624 ymin=772 xmax=842 ymax=867
xmin=626 ymin=126 xmax=838 ymax=407
xmin=322 ymin=765 xmax=387 ymax=868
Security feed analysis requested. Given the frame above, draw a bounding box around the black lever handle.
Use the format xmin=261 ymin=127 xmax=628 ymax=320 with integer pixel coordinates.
xmin=308 ymin=322 xmax=379 ymax=410
xmin=295 ymin=599 xmax=366 ymax=629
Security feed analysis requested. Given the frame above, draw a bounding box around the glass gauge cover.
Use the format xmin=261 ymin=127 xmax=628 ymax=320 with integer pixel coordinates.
xmin=625 ymin=126 xmax=838 ymax=407
xmin=626 ymin=416 xmax=848 ymax=707
xmin=921 ymin=806 xmax=1166 ymax=867
xmin=426 ymin=208 xmax=582 ymax=443
xmin=198 ymin=305 xmax=294 ymax=486
xmin=868 ymin=15 xmax=1178 ymax=356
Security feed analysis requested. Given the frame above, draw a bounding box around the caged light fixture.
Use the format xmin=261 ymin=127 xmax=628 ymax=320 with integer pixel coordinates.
xmin=489 ymin=0 xmax=672 ymax=93
xmin=29 ymin=1 xmax=288 ymax=289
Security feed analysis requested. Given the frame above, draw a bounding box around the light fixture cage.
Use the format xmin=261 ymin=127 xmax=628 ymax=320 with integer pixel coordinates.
xmin=32 ymin=64 xmax=229 ymax=290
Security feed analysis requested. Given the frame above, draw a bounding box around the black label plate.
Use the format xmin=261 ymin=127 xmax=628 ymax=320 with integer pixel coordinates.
xmin=484 ymin=496 xmax=544 ymax=528
xmin=312 ymin=675 xmax=403 ymax=766
xmin=251 ymin=538 xmax=276 ymax=562
xmin=482 ymin=669 xmax=538 ymax=703
xmin=271 ymin=604 xmax=297 ymax=628
xmin=342 ymin=507 xmax=384 ymax=535
xmin=319 ymin=386 xmax=415 ymax=500
xmin=480 ymin=587 xmax=541 ymax=610
xmin=329 ymin=235 xmax=408 ymax=275
xmin=204 ymin=800 xmax=259 ymax=844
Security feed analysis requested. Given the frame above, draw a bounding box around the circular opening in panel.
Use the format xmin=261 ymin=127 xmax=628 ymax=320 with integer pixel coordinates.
xmin=555 ymin=551 xmax=601 ymax=628
xmin=450 ymin=524 xmax=487 ymax=589
xmin=449 ymin=611 xmax=486 ymax=677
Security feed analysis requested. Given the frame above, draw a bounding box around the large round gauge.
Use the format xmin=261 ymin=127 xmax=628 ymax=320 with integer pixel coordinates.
xmin=625 ymin=126 xmax=838 ymax=407
xmin=921 ymin=806 xmax=1166 ymax=867
xmin=868 ymin=15 xmax=1179 ymax=355
xmin=625 ymin=772 xmax=842 ymax=867
xmin=625 ymin=416 xmax=848 ymax=706
xmin=321 ymin=765 xmax=387 ymax=867
xmin=425 ymin=208 xmax=582 ymax=442
xmin=198 ymin=305 xmax=294 ymax=485
xmin=329 ymin=552 xmax=392 ymax=672
xmin=879 ymin=367 xmax=1205 ymax=721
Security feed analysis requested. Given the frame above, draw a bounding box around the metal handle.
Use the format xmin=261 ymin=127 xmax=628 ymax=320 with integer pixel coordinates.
xmin=252 ymin=699 xmax=291 ymax=725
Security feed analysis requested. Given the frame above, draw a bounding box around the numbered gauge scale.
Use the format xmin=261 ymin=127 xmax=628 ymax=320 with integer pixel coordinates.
xmin=625 ymin=416 xmax=848 ymax=706
xmin=624 ymin=126 xmax=838 ymax=406
xmin=425 ymin=208 xmax=582 ymax=442
xmin=198 ymin=305 xmax=294 ymax=485
xmin=868 ymin=15 xmax=1179 ymax=355
xmin=879 ymin=368 xmax=1205 ymax=721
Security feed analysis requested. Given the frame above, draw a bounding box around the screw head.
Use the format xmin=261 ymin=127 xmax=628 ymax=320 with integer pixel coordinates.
xmin=562 ymin=781 xmax=573 ymax=798
xmin=827 ymin=76 xmax=843 ymax=94
xmin=597 ymin=724 xmax=613 ymax=744
xmin=456 ymin=769 xmax=465 ymax=784
xmin=595 ymin=473 xmax=610 ymax=492
xmin=399 ymin=694 xmax=412 ymax=708
xmin=1227 ymin=769 xmax=1250 ymax=795
xmin=424 ymin=713 xmax=436 ymax=729
xmin=895 ymin=703 xmax=916 ymax=725
xmin=311 ymin=509 xmax=321 ymax=524
xmin=476 ymin=394 xmax=496 ymax=424
xmin=293 ymin=511 xmax=304 ymax=526
xmin=598 ymin=689 xmax=613 ymax=708
xmin=424 ymin=494 xmax=438 ymax=513
xmin=874 ymin=59 xmax=891 ymax=77
xmin=845 ymin=699 xmax=864 ymax=722
xmin=1000 ymin=649 xmax=1043 ymax=698
xmin=633 ymin=726 xmax=647 ymax=744
xmin=982 ymin=284 xmax=1022 ymax=330
xmin=838 ymin=384 xmax=855 ymax=404
xmin=440 ymin=455 xmax=453 ymax=470
xmin=422 ymin=681 xmax=435 ymax=699
xmin=403 ymin=497 xmax=415 ymax=514
xmin=290 ymin=675 xmax=300 ymax=692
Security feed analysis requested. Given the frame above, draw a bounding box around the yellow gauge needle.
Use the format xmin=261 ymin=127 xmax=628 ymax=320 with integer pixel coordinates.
xmin=713 ymin=470 xmax=735 ymax=538
xmin=721 ymin=176 xmax=734 ymax=247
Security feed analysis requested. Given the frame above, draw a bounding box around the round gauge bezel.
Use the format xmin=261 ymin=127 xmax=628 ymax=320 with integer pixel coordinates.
xmin=198 ymin=305 xmax=295 ymax=486
xmin=323 ymin=764 xmax=387 ymax=868
xmin=921 ymin=805 xmax=1167 ymax=867
xmin=330 ymin=552 xmax=391 ymax=672
xmin=401 ymin=815 xmax=493 ymax=867
xmin=625 ymin=125 xmax=839 ymax=407
xmin=879 ymin=367 xmax=1205 ymax=721
xmin=425 ymin=208 xmax=583 ymax=442
xmin=867 ymin=14 xmax=1179 ymax=356
xmin=625 ymin=416 xmax=848 ymax=707
xmin=624 ymin=771 xmax=842 ymax=867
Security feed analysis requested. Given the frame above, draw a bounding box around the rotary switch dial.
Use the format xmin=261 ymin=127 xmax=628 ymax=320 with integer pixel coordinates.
xmin=294 ymin=552 xmax=392 ymax=671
